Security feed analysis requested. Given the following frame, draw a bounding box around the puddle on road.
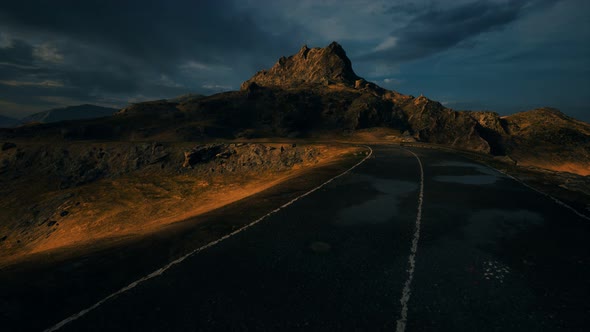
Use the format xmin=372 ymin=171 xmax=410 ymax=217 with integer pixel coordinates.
xmin=465 ymin=209 xmax=544 ymax=245
xmin=309 ymin=241 xmax=331 ymax=253
xmin=336 ymin=176 xmax=417 ymax=226
xmin=434 ymin=175 xmax=498 ymax=185
xmin=432 ymin=160 xmax=501 ymax=185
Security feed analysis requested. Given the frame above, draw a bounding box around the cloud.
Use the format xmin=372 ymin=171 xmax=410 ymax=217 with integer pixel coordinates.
xmin=385 ymin=1 xmax=427 ymax=16
xmin=0 ymin=79 xmax=63 ymax=87
xmin=363 ymin=0 xmax=563 ymax=62
xmin=364 ymin=62 xmax=401 ymax=78
xmin=0 ymin=0 xmax=304 ymax=115
xmin=0 ymin=1 xmax=298 ymax=67
xmin=0 ymin=61 xmax=39 ymax=70
xmin=374 ymin=37 xmax=398 ymax=52
xmin=180 ymin=61 xmax=232 ymax=73
xmin=0 ymin=0 xmax=587 ymax=122
xmin=0 ymin=32 xmax=13 ymax=48
xmin=158 ymin=74 xmax=184 ymax=88
xmin=0 ymin=39 xmax=35 ymax=68
xmin=32 ymin=43 xmax=64 ymax=63
xmin=201 ymin=83 xmax=233 ymax=92
xmin=383 ymin=78 xmax=403 ymax=85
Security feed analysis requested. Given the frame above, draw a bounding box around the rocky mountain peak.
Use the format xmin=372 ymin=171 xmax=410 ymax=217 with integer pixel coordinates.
xmin=241 ymin=42 xmax=361 ymax=90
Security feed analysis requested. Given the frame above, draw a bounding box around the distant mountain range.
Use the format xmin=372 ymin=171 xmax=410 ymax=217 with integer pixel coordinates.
xmin=1 ymin=42 xmax=588 ymax=175
xmin=20 ymin=104 xmax=118 ymax=124
xmin=166 ymin=93 xmax=204 ymax=104
xmin=0 ymin=115 xmax=19 ymax=128
xmin=0 ymin=104 xmax=119 ymax=128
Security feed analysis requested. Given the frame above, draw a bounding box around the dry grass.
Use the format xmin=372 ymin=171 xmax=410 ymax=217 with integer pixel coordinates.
xmin=0 ymin=142 xmax=360 ymax=266
xmin=314 ymin=127 xmax=407 ymax=144
xmin=515 ymin=159 xmax=590 ymax=176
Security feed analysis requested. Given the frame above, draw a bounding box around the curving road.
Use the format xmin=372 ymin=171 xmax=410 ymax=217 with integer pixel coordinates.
xmin=2 ymin=146 xmax=590 ymax=331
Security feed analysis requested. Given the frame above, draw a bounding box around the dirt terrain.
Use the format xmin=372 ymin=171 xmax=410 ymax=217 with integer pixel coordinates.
xmin=0 ymin=140 xmax=362 ymax=266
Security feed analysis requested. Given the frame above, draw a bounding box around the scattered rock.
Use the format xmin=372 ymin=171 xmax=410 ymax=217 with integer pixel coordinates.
xmin=493 ymin=155 xmax=517 ymax=165
xmin=183 ymin=144 xmax=231 ymax=168
xmin=354 ymin=79 xmax=366 ymax=89
xmin=47 ymin=220 xmax=57 ymax=227
xmin=181 ymin=143 xmax=320 ymax=173
xmin=60 ymin=211 xmax=69 ymax=217
xmin=1 ymin=142 xmax=16 ymax=151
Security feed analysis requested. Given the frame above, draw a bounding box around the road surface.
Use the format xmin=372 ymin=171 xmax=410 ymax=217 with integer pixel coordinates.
xmin=1 ymin=146 xmax=589 ymax=331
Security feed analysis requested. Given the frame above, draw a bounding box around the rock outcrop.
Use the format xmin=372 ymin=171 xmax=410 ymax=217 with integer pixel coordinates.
xmin=241 ymin=42 xmax=361 ymax=89
xmin=182 ymin=143 xmax=321 ymax=173
xmin=500 ymin=108 xmax=590 ymax=174
xmin=238 ymin=42 xmax=498 ymax=153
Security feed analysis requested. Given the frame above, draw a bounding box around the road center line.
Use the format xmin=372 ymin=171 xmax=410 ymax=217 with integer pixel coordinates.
xmin=396 ymin=148 xmax=425 ymax=332
xmin=43 ymin=146 xmax=373 ymax=332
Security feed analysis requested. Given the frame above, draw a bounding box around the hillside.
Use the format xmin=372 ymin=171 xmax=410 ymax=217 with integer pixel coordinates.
xmin=0 ymin=140 xmax=361 ymax=264
xmin=501 ymin=108 xmax=590 ymax=175
xmin=0 ymin=42 xmax=588 ymax=175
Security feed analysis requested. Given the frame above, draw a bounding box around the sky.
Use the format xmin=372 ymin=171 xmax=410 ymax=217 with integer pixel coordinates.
xmin=0 ymin=0 xmax=589 ymax=121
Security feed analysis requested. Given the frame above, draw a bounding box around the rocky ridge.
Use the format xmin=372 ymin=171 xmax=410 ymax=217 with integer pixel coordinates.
xmin=1 ymin=42 xmax=588 ymax=174
xmin=241 ymin=42 xmax=361 ymax=90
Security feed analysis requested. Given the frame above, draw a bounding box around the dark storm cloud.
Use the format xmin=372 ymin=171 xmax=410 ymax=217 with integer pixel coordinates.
xmin=0 ymin=0 xmax=588 ymax=122
xmin=0 ymin=39 xmax=36 ymax=68
xmin=0 ymin=0 xmax=305 ymax=116
xmin=364 ymin=0 xmax=562 ymax=62
xmin=0 ymin=0 xmax=295 ymax=64
xmin=384 ymin=2 xmax=426 ymax=16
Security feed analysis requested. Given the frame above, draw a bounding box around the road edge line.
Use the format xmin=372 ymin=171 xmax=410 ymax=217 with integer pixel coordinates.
xmin=484 ymin=166 xmax=590 ymax=222
xmin=43 ymin=145 xmax=373 ymax=332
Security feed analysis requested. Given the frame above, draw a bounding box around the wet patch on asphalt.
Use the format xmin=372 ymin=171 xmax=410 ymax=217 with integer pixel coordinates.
xmin=309 ymin=241 xmax=331 ymax=253
xmin=432 ymin=160 xmax=502 ymax=185
xmin=464 ymin=209 xmax=544 ymax=246
xmin=335 ymin=175 xmax=418 ymax=226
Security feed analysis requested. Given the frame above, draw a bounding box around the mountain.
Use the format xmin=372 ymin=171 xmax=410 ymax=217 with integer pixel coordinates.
xmin=0 ymin=43 xmax=493 ymax=146
xmin=0 ymin=115 xmax=19 ymax=128
xmin=242 ymin=42 xmax=361 ymax=89
xmin=1 ymin=42 xmax=588 ymax=175
xmin=166 ymin=93 xmax=205 ymax=104
xmin=20 ymin=104 xmax=118 ymax=124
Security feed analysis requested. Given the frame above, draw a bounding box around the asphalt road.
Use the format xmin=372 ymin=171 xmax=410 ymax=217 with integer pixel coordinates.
xmin=2 ymin=146 xmax=590 ymax=331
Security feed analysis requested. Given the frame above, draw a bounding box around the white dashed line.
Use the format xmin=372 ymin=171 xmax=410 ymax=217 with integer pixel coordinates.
xmin=396 ymin=148 xmax=425 ymax=332
xmin=43 ymin=146 xmax=373 ymax=332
